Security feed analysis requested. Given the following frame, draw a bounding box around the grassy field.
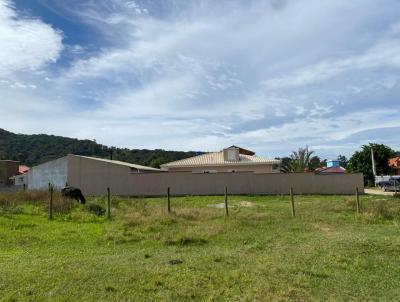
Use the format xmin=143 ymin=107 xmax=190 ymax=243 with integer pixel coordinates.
xmin=1 ymin=192 xmax=400 ymax=301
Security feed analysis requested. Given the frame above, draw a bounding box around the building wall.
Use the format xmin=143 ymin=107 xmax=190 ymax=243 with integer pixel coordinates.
xmin=67 ymin=154 xmax=135 ymax=195
xmin=66 ymin=155 xmax=363 ymax=196
xmin=27 ymin=157 xmax=68 ymax=190
xmin=126 ymin=172 xmax=364 ymax=196
xmin=166 ymin=164 xmax=277 ymax=173
xmin=0 ymin=160 xmax=19 ymax=186
xmin=29 ymin=155 xmax=364 ymax=196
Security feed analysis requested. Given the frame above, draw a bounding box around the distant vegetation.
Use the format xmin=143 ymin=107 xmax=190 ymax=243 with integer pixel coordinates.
xmin=347 ymin=143 xmax=397 ymax=184
xmin=0 ymin=128 xmax=197 ymax=168
xmin=278 ymin=143 xmax=399 ymax=186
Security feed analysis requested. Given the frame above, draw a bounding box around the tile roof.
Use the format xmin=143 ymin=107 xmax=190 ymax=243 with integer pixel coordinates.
xmin=75 ymin=155 xmax=160 ymax=171
xmin=19 ymin=165 xmax=30 ymax=174
xmin=315 ymin=166 xmax=346 ymax=174
xmin=389 ymin=157 xmax=400 ymax=168
xmin=160 ymin=151 xmax=280 ymax=168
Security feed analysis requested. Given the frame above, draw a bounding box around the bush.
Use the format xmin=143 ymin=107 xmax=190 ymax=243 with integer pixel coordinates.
xmin=86 ymin=203 xmax=106 ymax=216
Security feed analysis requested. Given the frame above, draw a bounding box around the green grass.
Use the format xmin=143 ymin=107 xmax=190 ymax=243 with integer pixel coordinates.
xmin=1 ymin=193 xmax=400 ymax=301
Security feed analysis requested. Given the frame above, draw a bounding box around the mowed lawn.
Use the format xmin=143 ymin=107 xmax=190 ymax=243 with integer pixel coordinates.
xmin=1 ymin=193 xmax=400 ymax=301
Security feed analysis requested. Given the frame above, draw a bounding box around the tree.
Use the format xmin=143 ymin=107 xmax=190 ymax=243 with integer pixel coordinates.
xmin=337 ymin=155 xmax=348 ymax=168
xmin=279 ymin=157 xmax=292 ymax=173
xmin=309 ymin=155 xmax=324 ymax=170
xmin=281 ymin=146 xmax=316 ymax=172
xmin=347 ymin=143 xmax=395 ymax=185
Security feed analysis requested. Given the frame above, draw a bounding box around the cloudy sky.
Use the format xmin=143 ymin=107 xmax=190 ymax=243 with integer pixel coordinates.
xmin=1 ymin=0 xmax=400 ymax=158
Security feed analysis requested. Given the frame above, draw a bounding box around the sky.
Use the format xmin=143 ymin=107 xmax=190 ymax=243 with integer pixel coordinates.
xmin=1 ymin=0 xmax=400 ymax=159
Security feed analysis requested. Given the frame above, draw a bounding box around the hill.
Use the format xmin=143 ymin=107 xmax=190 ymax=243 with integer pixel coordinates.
xmin=0 ymin=128 xmax=197 ymax=168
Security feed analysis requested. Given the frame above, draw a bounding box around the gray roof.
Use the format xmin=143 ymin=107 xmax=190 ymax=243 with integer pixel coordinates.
xmin=76 ymin=155 xmax=160 ymax=171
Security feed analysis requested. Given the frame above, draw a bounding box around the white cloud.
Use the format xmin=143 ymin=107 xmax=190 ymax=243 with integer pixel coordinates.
xmin=263 ymin=35 xmax=400 ymax=89
xmin=1 ymin=0 xmax=400 ymax=159
xmin=0 ymin=0 xmax=63 ymax=76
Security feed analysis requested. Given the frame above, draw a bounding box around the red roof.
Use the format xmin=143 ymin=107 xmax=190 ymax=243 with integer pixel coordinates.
xmin=19 ymin=165 xmax=29 ymax=174
xmin=315 ymin=166 xmax=346 ymax=174
xmin=389 ymin=157 xmax=400 ymax=168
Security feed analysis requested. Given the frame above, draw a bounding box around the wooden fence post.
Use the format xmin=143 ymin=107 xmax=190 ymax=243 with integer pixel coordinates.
xmin=23 ymin=184 xmax=26 ymax=191
xmin=107 ymin=187 xmax=111 ymax=219
xmin=290 ymin=187 xmax=295 ymax=218
xmin=167 ymin=187 xmax=171 ymax=213
xmin=224 ymin=186 xmax=228 ymax=217
xmin=49 ymin=184 xmax=53 ymax=220
xmin=356 ymin=187 xmax=360 ymax=213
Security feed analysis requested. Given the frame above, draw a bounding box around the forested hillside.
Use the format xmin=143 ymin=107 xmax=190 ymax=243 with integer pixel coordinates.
xmin=0 ymin=129 xmax=197 ymax=168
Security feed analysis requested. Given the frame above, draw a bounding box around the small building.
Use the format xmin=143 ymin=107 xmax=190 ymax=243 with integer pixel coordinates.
xmin=9 ymin=165 xmax=30 ymax=187
xmin=28 ymin=154 xmax=160 ymax=191
xmin=0 ymin=160 xmax=19 ymax=186
xmin=160 ymin=146 xmax=280 ymax=173
xmin=315 ymin=160 xmax=346 ymax=174
xmin=389 ymin=157 xmax=400 ymax=175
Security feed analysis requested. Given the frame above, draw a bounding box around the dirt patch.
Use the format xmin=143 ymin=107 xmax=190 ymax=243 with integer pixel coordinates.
xmin=208 ymin=201 xmax=255 ymax=208
xmin=364 ymin=188 xmax=396 ymax=196
xmin=311 ymin=223 xmax=337 ymax=236
xmin=239 ymin=201 xmax=254 ymax=207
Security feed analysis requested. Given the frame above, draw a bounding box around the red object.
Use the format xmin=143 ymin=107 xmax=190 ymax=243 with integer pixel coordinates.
xmin=315 ymin=166 xmax=346 ymax=174
xmin=19 ymin=165 xmax=29 ymax=174
xmin=388 ymin=157 xmax=400 ymax=168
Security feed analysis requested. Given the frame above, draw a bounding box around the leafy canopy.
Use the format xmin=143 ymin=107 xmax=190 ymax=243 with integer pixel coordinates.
xmin=281 ymin=146 xmax=320 ymax=172
xmin=347 ymin=143 xmax=396 ymax=184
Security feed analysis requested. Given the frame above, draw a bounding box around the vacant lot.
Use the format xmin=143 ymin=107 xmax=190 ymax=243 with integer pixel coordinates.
xmin=1 ymin=193 xmax=400 ymax=301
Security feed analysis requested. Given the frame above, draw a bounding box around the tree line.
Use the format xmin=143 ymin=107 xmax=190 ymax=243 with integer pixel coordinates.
xmin=0 ymin=128 xmax=197 ymax=168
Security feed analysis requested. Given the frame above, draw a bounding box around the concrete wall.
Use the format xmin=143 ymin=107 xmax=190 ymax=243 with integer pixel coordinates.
xmin=28 ymin=156 xmax=68 ymax=190
xmin=128 ymin=172 xmax=364 ymax=196
xmin=68 ymin=154 xmax=133 ymax=195
xmin=66 ymin=155 xmax=364 ymax=196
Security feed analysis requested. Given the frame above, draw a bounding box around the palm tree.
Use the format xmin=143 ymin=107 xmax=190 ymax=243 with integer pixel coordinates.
xmin=281 ymin=146 xmax=315 ymax=172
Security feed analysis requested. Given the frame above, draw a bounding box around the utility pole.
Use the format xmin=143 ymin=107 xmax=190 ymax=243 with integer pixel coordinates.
xmin=371 ymin=147 xmax=377 ymax=186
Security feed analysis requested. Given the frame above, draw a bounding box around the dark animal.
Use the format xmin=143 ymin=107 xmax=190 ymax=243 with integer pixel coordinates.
xmin=61 ymin=186 xmax=86 ymax=204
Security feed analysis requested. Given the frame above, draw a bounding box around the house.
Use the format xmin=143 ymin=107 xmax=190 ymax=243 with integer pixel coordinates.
xmin=388 ymin=157 xmax=400 ymax=175
xmin=315 ymin=160 xmax=346 ymax=174
xmin=10 ymin=165 xmax=30 ymax=187
xmin=28 ymin=154 xmax=160 ymax=191
xmin=160 ymin=146 xmax=281 ymax=173
xmin=0 ymin=160 xmax=19 ymax=186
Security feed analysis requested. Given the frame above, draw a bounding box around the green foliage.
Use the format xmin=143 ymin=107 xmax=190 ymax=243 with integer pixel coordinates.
xmin=86 ymin=203 xmax=106 ymax=216
xmin=281 ymin=146 xmax=318 ymax=172
xmin=347 ymin=143 xmax=396 ymax=184
xmin=0 ymin=128 xmax=197 ymax=168
xmin=337 ymin=154 xmax=349 ymax=168
xmin=1 ymin=194 xmax=400 ymax=300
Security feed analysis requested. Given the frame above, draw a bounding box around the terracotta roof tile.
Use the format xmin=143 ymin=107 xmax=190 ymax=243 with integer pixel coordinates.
xmin=161 ymin=151 xmax=280 ymax=168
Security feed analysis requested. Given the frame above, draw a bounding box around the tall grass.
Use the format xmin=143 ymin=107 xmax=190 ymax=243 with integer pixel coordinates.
xmin=0 ymin=189 xmax=75 ymax=214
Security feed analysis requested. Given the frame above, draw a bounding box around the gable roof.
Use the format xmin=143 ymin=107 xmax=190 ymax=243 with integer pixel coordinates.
xmin=74 ymin=155 xmax=160 ymax=171
xmin=160 ymin=151 xmax=280 ymax=168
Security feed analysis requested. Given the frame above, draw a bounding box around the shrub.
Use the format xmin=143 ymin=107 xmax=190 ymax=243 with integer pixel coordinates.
xmin=86 ymin=203 xmax=106 ymax=216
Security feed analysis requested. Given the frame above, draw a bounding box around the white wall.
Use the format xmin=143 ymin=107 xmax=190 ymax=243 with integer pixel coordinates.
xmin=28 ymin=156 xmax=68 ymax=190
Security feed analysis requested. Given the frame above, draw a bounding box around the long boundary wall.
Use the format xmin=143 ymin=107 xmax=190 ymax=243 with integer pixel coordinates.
xmin=67 ymin=155 xmax=364 ymax=196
